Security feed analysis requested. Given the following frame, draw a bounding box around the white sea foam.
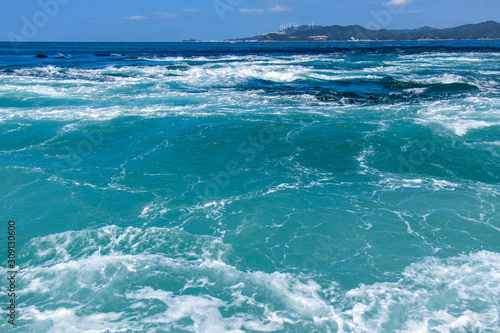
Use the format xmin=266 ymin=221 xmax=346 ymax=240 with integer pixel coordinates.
xmin=405 ymin=73 xmax=466 ymax=85
xmin=377 ymin=177 xmax=463 ymax=193
xmin=416 ymin=98 xmax=500 ymax=136
xmin=397 ymin=52 xmax=491 ymax=65
xmin=1 ymin=49 xmax=497 ymax=123
xmin=403 ymin=87 xmax=426 ymax=95
xmin=342 ymin=251 xmax=500 ymax=333
xmin=4 ymin=225 xmax=499 ymax=332
xmin=423 ymin=113 xmax=499 ymax=136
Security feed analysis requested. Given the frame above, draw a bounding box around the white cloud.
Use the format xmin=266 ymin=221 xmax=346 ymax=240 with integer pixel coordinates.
xmin=268 ymin=4 xmax=294 ymax=12
xmin=240 ymin=4 xmax=294 ymax=15
xmin=240 ymin=8 xmax=266 ymax=14
xmin=381 ymin=0 xmax=412 ymax=7
xmin=153 ymin=12 xmax=178 ymax=20
xmin=184 ymin=8 xmax=200 ymax=13
xmin=122 ymin=15 xmax=148 ymax=21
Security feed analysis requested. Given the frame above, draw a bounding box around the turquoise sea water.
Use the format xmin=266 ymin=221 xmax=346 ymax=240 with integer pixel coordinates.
xmin=0 ymin=41 xmax=499 ymax=332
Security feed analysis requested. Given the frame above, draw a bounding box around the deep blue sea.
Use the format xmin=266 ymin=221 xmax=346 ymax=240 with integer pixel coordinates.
xmin=0 ymin=41 xmax=499 ymax=332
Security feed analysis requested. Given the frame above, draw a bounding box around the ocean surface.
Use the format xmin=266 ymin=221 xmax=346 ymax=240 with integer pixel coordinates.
xmin=0 ymin=41 xmax=499 ymax=332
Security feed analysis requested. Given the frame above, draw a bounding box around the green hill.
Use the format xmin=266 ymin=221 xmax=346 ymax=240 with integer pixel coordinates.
xmin=234 ymin=21 xmax=500 ymax=42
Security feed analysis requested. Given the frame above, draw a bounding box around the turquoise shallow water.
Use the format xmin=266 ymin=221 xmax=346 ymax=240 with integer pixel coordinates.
xmin=0 ymin=41 xmax=499 ymax=332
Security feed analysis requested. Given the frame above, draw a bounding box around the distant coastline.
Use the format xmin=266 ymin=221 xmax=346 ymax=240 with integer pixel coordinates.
xmin=200 ymin=20 xmax=500 ymax=43
xmin=182 ymin=38 xmax=500 ymax=43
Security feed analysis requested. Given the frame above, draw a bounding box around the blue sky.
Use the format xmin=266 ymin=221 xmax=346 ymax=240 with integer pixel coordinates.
xmin=1 ymin=0 xmax=499 ymax=42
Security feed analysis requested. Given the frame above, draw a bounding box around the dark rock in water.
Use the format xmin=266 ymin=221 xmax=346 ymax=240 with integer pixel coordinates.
xmin=36 ymin=54 xmax=48 ymax=58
